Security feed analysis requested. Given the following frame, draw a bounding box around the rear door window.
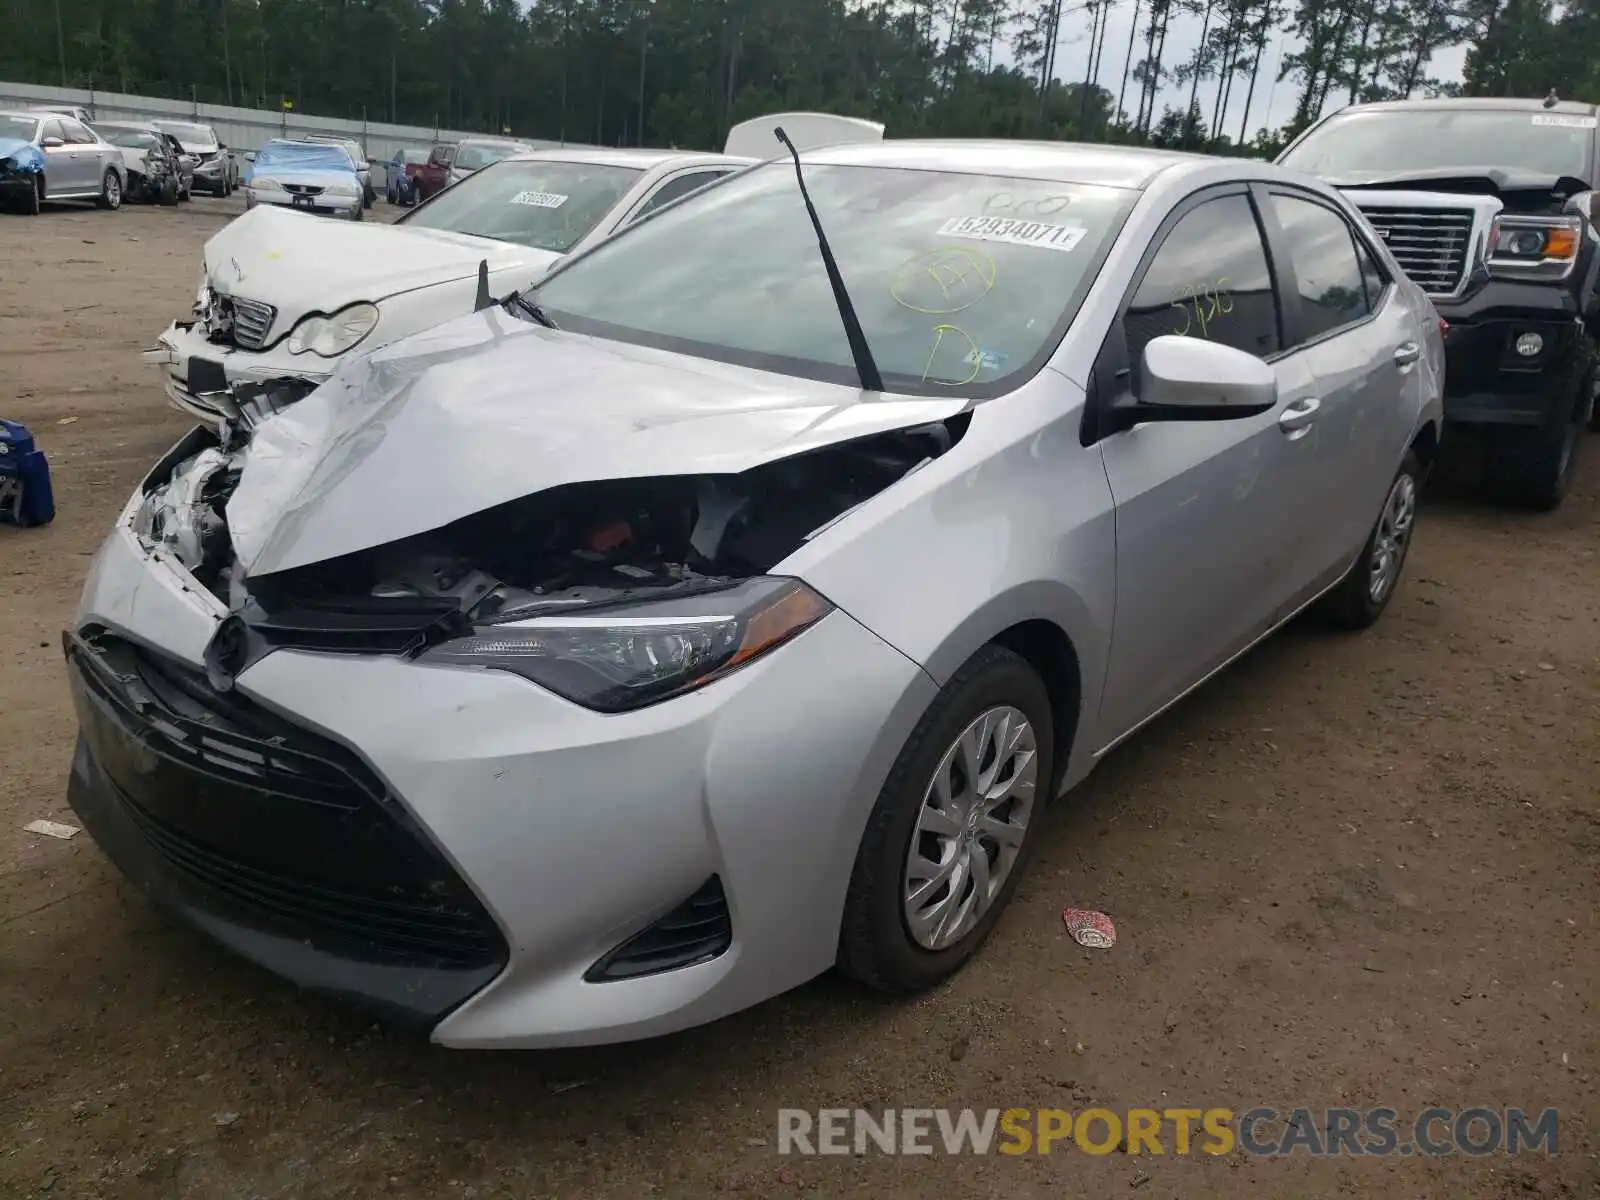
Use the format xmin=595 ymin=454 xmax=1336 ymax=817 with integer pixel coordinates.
xmin=1267 ymin=192 xmax=1373 ymax=345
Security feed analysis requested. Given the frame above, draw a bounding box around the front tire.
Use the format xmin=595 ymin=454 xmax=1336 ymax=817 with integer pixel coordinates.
xmin=1487 ymin=357 xmax=1592 ymax=511
xmin=839 ymin=645 xmax=1054 ymax=994
xmin=1318 ymin=451 xmax=1421 ymax=630
xmin=96 ymin=168 xmax=122 ymax=210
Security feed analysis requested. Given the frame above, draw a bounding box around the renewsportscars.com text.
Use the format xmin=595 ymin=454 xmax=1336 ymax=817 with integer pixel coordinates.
xmin=777 ymin=1107 xmax=1559 ymax=1157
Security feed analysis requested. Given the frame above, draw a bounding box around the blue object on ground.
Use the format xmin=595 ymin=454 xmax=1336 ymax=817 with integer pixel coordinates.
xmin=0 ymin=418 xmax=56 ymax=527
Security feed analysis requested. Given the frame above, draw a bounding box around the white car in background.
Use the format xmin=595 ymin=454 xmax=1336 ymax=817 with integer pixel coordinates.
xmin=145 ymin=114 xmax=887 ymax=431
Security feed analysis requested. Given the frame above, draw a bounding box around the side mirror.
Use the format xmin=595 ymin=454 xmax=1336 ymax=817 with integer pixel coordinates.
xmin=1125 ymin=335 xmax=1278 ymax=421
xmin=40 ymin=136 xmax=64 ymax=149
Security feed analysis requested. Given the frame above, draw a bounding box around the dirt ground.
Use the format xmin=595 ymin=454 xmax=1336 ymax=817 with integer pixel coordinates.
xmin=1 ymin=195 xmax=1598 ymax=1200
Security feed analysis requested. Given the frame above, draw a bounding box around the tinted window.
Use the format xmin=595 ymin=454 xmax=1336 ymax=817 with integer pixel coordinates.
xmin=630 ymin=170 xmax=730 ymax=221
xmin=0 ymin=114 xmax=37 ymax=139
xmin=429 ymin=146 xmax=453 ymax=166
xmin=1279 ymin=108 xmax=1594 ymax=183
xmin=61 ymin=119 xmax=95 ymax=144
xmin=536 ymin=163 xmax=1139 ymax=395
xmin=41 ymin=119 xmax=66 ymax=143
xmin=1268 ymin=193 xmax=1370 ymax=342
xmin=400 ymin=158 xmax=644 ymax=252
xmin=1125 ymin=194 xmax=1280 ymax=361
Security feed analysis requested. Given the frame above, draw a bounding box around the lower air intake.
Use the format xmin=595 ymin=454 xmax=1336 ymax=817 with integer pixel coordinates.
xmin=585 ymin=876 xmax=732 ymax=982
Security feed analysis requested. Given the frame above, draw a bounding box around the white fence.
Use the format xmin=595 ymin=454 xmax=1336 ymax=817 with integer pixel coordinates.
xmin=0 ymin=79 xmax=600 ymax=186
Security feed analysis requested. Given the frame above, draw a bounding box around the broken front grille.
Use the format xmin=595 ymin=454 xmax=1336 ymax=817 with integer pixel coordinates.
xmin=229 ymin=296 xmax=276 ymax=349
xmin=1357 ymin=207 xmax=1476 ymax=296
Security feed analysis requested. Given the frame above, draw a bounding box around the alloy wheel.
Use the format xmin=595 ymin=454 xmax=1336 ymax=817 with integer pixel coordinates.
xmin=1368 ymin=472 xmax=1417 ymax=604
xmin=902 ymin=705 xmax=1038 ymax=951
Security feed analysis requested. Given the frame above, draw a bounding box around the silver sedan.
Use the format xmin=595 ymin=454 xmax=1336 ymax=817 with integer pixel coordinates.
xmin=0 ymin=109 xmax=125 ymax=212
xmin=67 ymin=140 xmax=1442 ymax=1047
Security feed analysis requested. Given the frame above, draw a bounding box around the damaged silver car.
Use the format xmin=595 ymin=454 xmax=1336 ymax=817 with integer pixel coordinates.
xmin=67 ymin=140 xmax=1442 ymax=1047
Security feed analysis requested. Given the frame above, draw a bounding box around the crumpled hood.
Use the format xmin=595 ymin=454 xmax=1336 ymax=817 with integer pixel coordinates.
xmin=227 ymin=309 xmax=968 ymax=576
xmin=1331 ymin=165 xmax=1592 ymax=209
xmin=202 ymin=204 xmax=559 ymax=329
xmin=116 ymin=147 xmax=151 ymax=173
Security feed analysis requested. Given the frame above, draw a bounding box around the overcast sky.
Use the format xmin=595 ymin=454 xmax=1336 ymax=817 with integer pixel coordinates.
xmin=1035 ymin=1 xmax=1468 ymax=136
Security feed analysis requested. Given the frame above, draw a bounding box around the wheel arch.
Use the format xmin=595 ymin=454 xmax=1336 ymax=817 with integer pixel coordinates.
xmin=990 ymin=619 xmax=1083 ymax=794
xmin=913 ymin=580 xmax=1101 ymax=795
xmin=1409 ymin=418 xmax=1440 ymax=479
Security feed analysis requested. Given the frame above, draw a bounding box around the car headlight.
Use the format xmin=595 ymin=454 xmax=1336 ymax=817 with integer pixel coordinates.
xmin=251 ymin=177 xmax=284 ymax=190
xmin=1487 ymin=216 xmax=1582 ymax=279
xmin=325 ymin=181 xmax=359 ymax=197
xmin=285 ymin=303 xmax=380 ymax=357
xmin=418 ymin=577 xmax=833 ymax=712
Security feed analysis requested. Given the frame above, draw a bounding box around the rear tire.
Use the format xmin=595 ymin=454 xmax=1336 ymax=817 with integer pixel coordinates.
xmin=838 ymin=645 xmax=1054 ymax=994
xmin=1487 ymin=356 xmax=1592 ymax=511
xmin=1317 ymin=451 xmax=1422 ymax=630
xmin=95 ymin=168 xmax=122 ymax=210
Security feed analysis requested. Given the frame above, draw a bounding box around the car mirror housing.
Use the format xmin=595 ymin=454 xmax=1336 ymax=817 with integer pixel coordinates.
xmin=1127 ymin=335 xmax=1278 ymax=421
xmin=40 ymin=136 xmax=64 ymax=149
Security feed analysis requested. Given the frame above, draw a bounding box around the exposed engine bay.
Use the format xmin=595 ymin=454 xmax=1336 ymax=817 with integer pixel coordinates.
xmin=134 ymin=415 xmax=966 ymax=648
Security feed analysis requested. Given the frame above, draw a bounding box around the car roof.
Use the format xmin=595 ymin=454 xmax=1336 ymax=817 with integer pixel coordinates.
xmin=506 ymin=146 xmax=752 ymax=170
xmin=789 ymin=139 xmax=1216 ymax=189
xmin=457 ymin=136 xmax=532 ymax=147
xmin=261 ymin=139 xmax=352 ymax=152
xmin=0 ymin=109 xmax=43 ymax=122
xmin=95 ymin=120 xmax=162 ymax=132
xmin=1330 ymin=96 xmax=1600 ymax=118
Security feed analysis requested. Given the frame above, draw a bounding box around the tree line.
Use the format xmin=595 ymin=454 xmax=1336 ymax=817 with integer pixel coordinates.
xmin=0 ymin=0 xmax=1592 ymax=157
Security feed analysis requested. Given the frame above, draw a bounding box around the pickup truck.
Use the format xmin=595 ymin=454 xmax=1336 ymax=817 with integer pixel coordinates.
xmin=1279 ymin=96 xmax=1600 ymax=510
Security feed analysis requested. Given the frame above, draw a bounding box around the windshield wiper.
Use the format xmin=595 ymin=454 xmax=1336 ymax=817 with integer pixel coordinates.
xmin=510 ymin=291 xmax=558 ymax=328
xmin=773 ymin=126 xmax=883 ymax=393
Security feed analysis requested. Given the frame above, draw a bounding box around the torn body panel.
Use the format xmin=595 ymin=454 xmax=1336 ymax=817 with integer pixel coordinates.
xmin=134 ymin=407 xmax=964 ymax=686
xmin=225 ymin=306 xmax=972 ymax=577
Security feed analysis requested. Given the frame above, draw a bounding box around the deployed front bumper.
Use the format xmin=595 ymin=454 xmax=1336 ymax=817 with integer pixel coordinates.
xmin=143 ymin=319 xmax=333 ymax=424
xmin=68 ymin=494 xmax=937 ymax=1047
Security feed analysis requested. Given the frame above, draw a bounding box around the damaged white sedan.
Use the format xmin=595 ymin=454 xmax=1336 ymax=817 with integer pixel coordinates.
xmin=69 ymin=139 xmax=1442 ymax=1047
xmin=142 ymin=145 xmax=775 ymax=429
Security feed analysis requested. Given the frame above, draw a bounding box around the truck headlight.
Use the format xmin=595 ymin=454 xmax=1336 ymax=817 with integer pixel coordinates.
xmin=1487 ymin=216 xmax=1582 ymax=280
xmin=418 ymin=578 xmax=833 ymax=712
xmin=285 ymin=302 xmax=379 ymax=357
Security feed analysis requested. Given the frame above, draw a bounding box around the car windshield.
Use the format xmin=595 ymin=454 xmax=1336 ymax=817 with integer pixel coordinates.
xmin=400 ymin=148 xmax=429 ymax=164
xmin=104 ymin=129 xmax=160 ymax=150
xmin=1280 ymin=109 xmax=1596 ymax=182
xmin=159 ymin=122 xmax=217 ymax=146
xmin=455 ymin=142 xmax=523 ymax=171
xmin=0 ymin=114 xmax=37 ymax=139
xmin=533 ymin=162 xmax=1137 ymax=395
xmin=256 ymin=142 xmax=354 ymax=172
xmin=400 ymin=158 xmax=645 ymax=251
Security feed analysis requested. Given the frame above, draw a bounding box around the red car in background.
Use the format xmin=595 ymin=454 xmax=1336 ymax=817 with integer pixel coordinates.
xmin=385 ymin=147 xmax=431 ymax=205
xmin=413 ymin=144 xmax=455 ymax=202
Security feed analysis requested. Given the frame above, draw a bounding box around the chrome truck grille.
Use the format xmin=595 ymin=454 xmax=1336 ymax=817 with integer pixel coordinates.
xmin=1356 ymin=207 xmax=1476 ymax=296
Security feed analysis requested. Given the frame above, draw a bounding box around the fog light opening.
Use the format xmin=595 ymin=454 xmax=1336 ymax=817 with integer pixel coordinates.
xmin=1515 ymin=332 xmax=1545 ymax=358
